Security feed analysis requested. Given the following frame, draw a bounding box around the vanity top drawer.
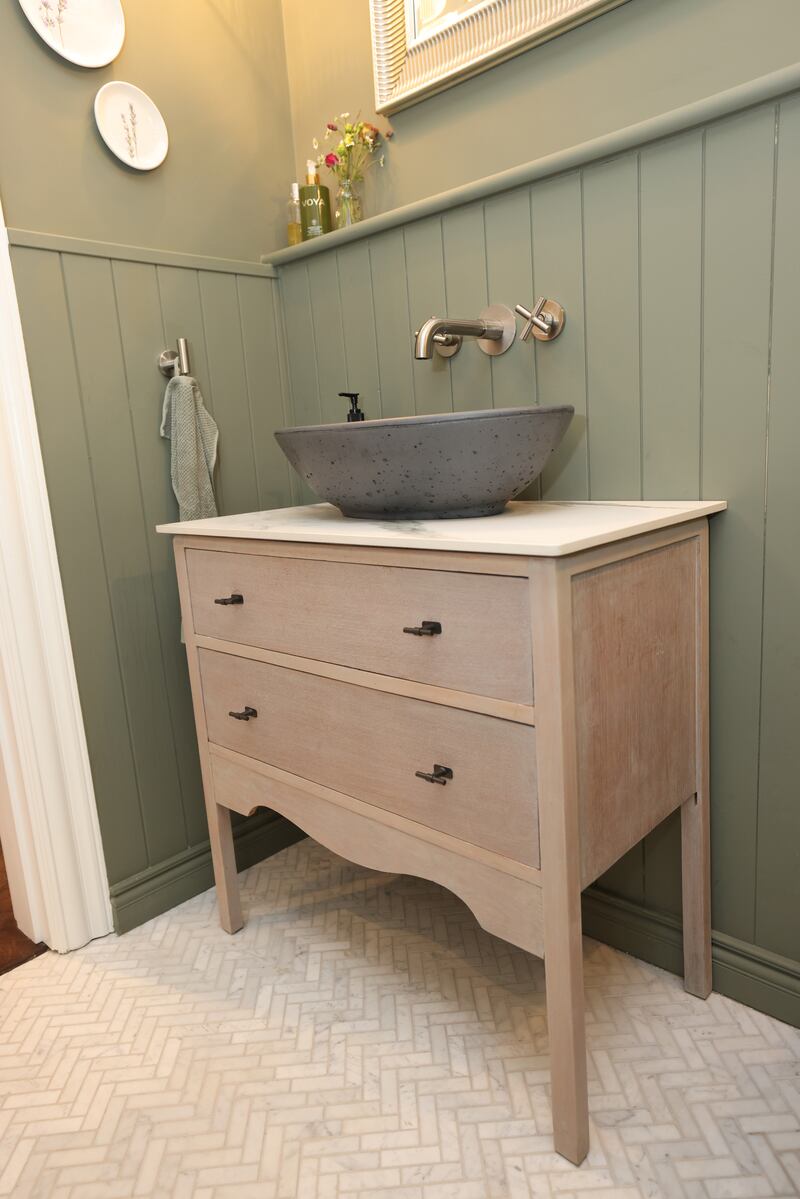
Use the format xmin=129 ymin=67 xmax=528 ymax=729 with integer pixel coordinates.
xmin=199 ymin=648 xmax=539 ymax=867
xmin=186 ymin=548 xmax=533 ymax=704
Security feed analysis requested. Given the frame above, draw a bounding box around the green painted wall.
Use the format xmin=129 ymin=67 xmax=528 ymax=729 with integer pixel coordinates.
xmin=276 ymin=90 xmax=800 ymax=1025
xmin=0 ymin=0 xmax=294 ymax=259
xmin=2 ymin=0 xmax=302 ymax=930
xmin=10 ymin=237 xmax=299 ymax=931
xmin=281 ymin=0 xmax=800 ymax=230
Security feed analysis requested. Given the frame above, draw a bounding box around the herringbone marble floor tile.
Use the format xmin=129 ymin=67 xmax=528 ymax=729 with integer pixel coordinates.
xmin=1 ymin=839 xmax=798 ymax=1198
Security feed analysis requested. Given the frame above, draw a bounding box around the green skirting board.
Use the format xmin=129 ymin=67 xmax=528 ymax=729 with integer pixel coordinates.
xmin=110 ymin=814 xmax=304 ymax=934
xmin=583 ymin=888 xmax=800 ymax=1029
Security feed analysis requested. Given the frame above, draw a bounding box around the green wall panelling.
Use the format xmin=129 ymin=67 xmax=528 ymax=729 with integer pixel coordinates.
xmin=198 ymin=272 xmax=260 ymax=518
xmin=581 ymin=155 xmax=642 ymax=500
xmin=336 ymin=242 xmax=381 ymax=415
xmin=640 ymin=813 xmax=683 ymax=921
xmin=483 ymin=189 xmax=536 ymax=414
xmin=403 ymin=218 xmax=453 ymax=416
xmin=308 ymin=254 xmax=349 ymax=426
xmin=155 ymin=267 xmax=214 ymax=389
xmin=636 ymin=130 xmax=704 ymax=916
xmin=277 ymin=265 xmax=320 ymax=505
xmin=11 ymin=246 xmax=147 ymax=886
xmin=155 ymin=265 xmax=221 ymax=504
xmin=11 ymin=239 xmax=294 ymax=925
xmin=274 ymin=89 xmax=800 ymax=1024
xmin=754 ymin=95 xmax=800 ymax=964
xmin=279 ymin=265 xmax=320 ymax=427
xmin=368 ymin=231 xmax=415 ymax=419
xmin=638 ymin=132 xmax=703 ymax=500
xmin=62 ymin=252 xmax=188 ymax=869
xmin=580 ymin=157 xmax=645 ymax=906
xmin=701 ymin=104 xmax=775 ymax=945
xmin=236 ymin=276 xmax=294 ymax=512
xmin=532 ymin=173 xmax=589 ymax=499
xmin=441 ymin=204 xmax=491 ymax=413
xmin=112 ymin=259 xmax=207 ymax=850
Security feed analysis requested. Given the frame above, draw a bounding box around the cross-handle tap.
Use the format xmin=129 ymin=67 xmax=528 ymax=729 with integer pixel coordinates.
xmin=515 ymin=299 xmax=566 ymax=342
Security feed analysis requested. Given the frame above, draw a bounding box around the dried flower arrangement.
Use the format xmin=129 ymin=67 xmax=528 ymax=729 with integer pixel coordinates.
xmin=312 ymin=113 xmax=393 ymax=228
xmin=313 ymin=113 xmax=393 ymax=185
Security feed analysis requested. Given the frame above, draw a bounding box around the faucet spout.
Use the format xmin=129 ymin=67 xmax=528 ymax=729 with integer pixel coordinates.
xmin=414 ymin=315 xmax=503 ymax=360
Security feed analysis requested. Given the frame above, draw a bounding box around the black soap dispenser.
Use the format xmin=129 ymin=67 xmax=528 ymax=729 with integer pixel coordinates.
xmin=339 ymin=391 xmax=365 ymax=422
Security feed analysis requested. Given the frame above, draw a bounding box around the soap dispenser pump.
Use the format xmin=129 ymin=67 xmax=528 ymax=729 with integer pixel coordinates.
xmin=339 ymin=391 xmax=365 ymax=422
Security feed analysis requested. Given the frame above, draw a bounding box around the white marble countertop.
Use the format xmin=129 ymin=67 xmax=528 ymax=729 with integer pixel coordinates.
xmin=157 ymin=500 xmax=726 ymax=557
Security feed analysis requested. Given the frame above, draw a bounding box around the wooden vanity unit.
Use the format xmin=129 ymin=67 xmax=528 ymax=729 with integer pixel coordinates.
xmin=159 ymin=498 xmax=725 ymax=1165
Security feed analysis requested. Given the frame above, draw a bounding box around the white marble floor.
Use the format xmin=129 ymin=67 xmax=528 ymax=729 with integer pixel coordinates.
xmin=1 ymin=838 xmax=798 ymax=1199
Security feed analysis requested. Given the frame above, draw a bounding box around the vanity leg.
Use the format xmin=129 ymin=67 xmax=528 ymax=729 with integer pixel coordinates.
xmin=532 ymin=559 xmax=589 ymax=1165
xmin=173 ymin=542 xmax=244 ymax=936
xmin=208 ymin=802 xmax=243 ymax=935
xmin=544 ymin=885 xmax=589 ymax=1165
xmin=682 ymin=522 xmax=712 ymax=999
xmin=681 ymin=792 xmax=711 ymax=998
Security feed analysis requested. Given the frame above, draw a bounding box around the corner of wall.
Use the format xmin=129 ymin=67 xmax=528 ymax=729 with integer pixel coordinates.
xmin=583 ymin=888 xmax=800 ymax=1029
xmin=110 ymin=814 xmax=305 ymax=934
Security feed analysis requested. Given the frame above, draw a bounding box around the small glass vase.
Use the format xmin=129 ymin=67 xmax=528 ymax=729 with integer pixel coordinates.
xmin=335 ymin=178 xmax=363 ymax=229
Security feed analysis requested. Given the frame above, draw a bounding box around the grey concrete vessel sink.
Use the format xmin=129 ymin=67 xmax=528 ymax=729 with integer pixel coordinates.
xmin=275 ymin=406 xmax=574 ymax=521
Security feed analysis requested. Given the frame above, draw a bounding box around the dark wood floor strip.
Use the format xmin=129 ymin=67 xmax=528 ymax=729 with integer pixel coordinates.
xmin=0 ymin=840 xmax=46 ymax=976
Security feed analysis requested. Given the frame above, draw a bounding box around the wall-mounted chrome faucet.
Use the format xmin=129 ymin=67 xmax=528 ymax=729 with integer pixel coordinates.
xmin=414 ymin=305 xmax=516 ymax=360
xmin=414 ymin=298 xmax=565 ymax=360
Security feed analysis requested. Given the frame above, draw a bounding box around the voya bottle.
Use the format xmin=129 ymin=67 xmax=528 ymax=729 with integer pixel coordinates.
xmin=299 ymin=159 xmax=332 ymax=240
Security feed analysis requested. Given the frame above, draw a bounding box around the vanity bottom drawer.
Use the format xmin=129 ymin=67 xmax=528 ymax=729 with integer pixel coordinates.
xmin=199 ymin=649 xmax=539 ymax=868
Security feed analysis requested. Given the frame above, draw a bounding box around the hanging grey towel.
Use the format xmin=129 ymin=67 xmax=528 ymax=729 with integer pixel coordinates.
xmin=160 ymin=375 xmax=219 ymax=522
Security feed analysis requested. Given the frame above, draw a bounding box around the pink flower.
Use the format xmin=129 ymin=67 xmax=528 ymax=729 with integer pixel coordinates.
xmin=324 ymin=152 xmax=340 ymax=167
xmin=326 ymin=122 xmax=338 ymax=131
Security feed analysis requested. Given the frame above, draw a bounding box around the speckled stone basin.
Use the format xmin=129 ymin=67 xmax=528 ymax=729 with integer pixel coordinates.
xmin=274 ymin=405 xmax=574 ymax=520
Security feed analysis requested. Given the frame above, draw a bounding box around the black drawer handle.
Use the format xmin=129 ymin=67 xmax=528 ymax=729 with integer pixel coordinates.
xmin=229 ymin=706 xmax=257 ymax=721
xmin=403 ymin=621 xmax=442 ymax=637
xmin=214 ymin=593 xmax=244 ymax=606
xmin=415 ymin=764 xmax=453 ymax=785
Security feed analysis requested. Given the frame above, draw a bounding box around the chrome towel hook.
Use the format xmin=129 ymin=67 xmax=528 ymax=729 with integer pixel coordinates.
xmin=158 ymin=337 xmax=191 ymax=377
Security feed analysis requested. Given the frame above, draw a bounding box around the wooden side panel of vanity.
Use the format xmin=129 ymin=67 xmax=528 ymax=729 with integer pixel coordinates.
xmin=526 ymin=518 xmax=710 ymax=1164
xmin=551 ymin=522 xmax=708 ymax=888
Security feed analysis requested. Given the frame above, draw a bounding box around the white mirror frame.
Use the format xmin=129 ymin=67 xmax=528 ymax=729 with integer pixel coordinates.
xmin=370 ymin=0 xmax=629 ymax=114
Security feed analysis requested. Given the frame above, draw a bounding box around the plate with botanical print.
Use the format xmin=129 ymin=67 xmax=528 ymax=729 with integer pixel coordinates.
xmin=94 ymin=81 xmax=169 ymax=171
xmin=18 ymin=0 xmax=125 ymax=68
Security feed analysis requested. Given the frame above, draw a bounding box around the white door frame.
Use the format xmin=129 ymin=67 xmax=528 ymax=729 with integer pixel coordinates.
xmin=0 ymin=198 xmax=113 ymax=952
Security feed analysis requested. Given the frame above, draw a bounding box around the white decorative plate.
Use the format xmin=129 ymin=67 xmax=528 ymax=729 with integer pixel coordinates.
xmin=18 ymin=0 xmax=125 ymax=68
xmin=94 ymin=82 xmax=169 ymax=171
